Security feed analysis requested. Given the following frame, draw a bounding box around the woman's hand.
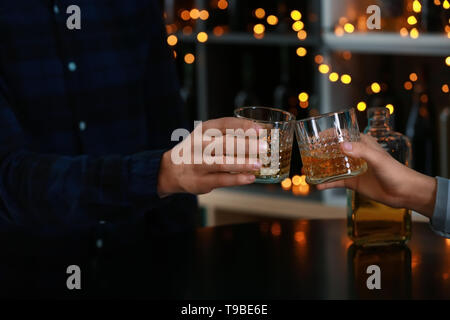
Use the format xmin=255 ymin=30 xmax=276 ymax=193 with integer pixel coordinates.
xmin=317 ymin=134 xmax=437 ymax=218
xmin=157 ymin=117 xmax=264 ymax=196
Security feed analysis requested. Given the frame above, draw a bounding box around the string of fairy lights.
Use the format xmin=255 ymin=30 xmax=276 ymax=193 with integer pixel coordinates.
xmin=165 ymin=0 xmax=450 ymax=196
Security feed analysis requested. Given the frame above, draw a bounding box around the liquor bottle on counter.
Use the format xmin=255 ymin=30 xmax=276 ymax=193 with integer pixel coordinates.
xmin=348 ymin=107 xmax=412 ymax=246
xmin=348 ymin=244 xmax=411 ymax=299
xmin=405 ymin=74 xmax=437 ymax=176
xmin=234 ymin=52 xmax=260 ymax=108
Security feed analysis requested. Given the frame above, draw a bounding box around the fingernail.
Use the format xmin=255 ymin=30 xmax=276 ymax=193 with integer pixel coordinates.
xmin=253 ymin=123 xmax=263 ymax=132
xmin=247 ymin=175 xmax=256 ymax=182
xmin=253 ymin=161 xmax=262 ymax=169
xmin=259 ymin=141 xmax=268 ymax=152
xmin=343 ymin=142 xmax=353 ymax=152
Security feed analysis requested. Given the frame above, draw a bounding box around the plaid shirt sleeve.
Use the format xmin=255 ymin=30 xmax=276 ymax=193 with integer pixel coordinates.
xmin=0 ymin=78 xmax=166 ymax=227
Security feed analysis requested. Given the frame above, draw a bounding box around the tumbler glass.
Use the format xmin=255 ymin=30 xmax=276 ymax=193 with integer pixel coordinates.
xmin=295 ymin=108 xmax=367 ymax=185
xmin=234 ymin=106 xmax=295 ymax=183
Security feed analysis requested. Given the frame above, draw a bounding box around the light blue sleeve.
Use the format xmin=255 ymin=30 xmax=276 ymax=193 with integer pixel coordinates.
xmin=430 ymin=177 xmax=450 ymax=238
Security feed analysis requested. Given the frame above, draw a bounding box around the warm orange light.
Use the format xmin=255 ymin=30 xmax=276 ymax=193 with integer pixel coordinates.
xmin=329 ymin=72 xmax=339 ymax=82
xmin=199 ymin=10 xmax=209 ymax=20
xmin=344 ymin=23 xmax=355 ymax=33
xmin=298 ymin=92 xmax=309 ymax=102
xmin=443 ymin=84 xmax=450 ymax=93
xmin=267 ymin=15 xmax=278 ymax=25
xmin=338 ymin=17 xmax=348 ymax=25
xmin=314 ymin=55 xmax=324 ymax=64
xmin=446 ymin=56 xmax=450 ymax=66
xmin=167 ymin=34 xmax=178 ymax=46
xmin=271 ymin=222 xmax=282 ymax=236
xmin=318 ymin=64 xmax=330 ymax=74
xmin=173 ymin=50 xmax=177 ymax=59
xmin=420 ymin=94 xmax=429 ymax=103
xmin=292 ymin=184 xmax=310 ymax=196
xmin=190 ymin=8 xmax=200 ymax=19
xmin=294 ymin=231 xmax=306 ymax=244
xmin=180 ymin=10 xmax=190 ymax=21
xmin=297 ymin=30 xmax=307 ymax=40
xmin=400 ymin=27 xmax=409 ymax=37
xmin=218 ymin=0 xmax=228 ymax=10
xmin=292 ymin=175 xmax=302 ymax=186
xmin=409 ymin=73 xmax=418 ymax=82
xmin=407 ymin=15 xmax=418 ymax=25
xmin=341 ymin=74 xmax=352 ymax=84
xmin=299 ymin=101 xmax=309 ymax=109
xmin=213 ymin=26 xmax=225 ymax=36
xmin=184 ymin=53 xmax=195 ymax=64
xmin=182 ymin=25 xmax=193 ymax=35
xmin=299 ymin=175 xmax=308 ymax=186
xmin=434 ymin=0 xmax=441 ymax=5
xmin=197 ymin=32 xmax=208 ymax=43
xmin=410 ymin=27 xmax=419 ymax=39
xmin=296 ymin=47 xmax=307 ymax=57
xmin=371 ymin=82 xmax=381 ymax=93
xmin=357 ymin=101 xmax=367 ymax=112
xmin=290 ymin=10 xmax=302 ymax=21
xmin=253 ymin=23 xmax=265 ymax=35
xmin=281 ymin=178 xmax=292 ymax=190
xmin=254 ymin=8 xmax=265 ymax=19
xmin=444 ymin=0 xmax=450 ymax=9
xmin=292 ymin=21 xmax=304 ymax=31
xmin=335 ymin=26 xmax=344 ymax=37
xmin=342 ymin=51 xmax=352 ymax=60
xmin=386 ymin=104 xmax=394 ymax=114
xmin=404 ymin=81 xmax=413 ymax=90
xmin=413 ymin=0 xmax=422 ymax=12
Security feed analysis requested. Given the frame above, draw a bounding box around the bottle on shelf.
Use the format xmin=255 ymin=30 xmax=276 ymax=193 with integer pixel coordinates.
xmin=348 ymin=107 xmax=412 ymax=246
xmin=234 ymin=51 xmax=260 ymax=108
xmin=180 ymin=57 xmax=197 ymax=121
xmin=405 ymin=71 xmax=437 ymax=176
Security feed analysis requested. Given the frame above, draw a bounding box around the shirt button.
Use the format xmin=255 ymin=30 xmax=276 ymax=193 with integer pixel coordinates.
xmin=53 ymin=5 xmax=60 ymax=14
xmin=79 ymin=121 xmax=86 ymax=131
xmin=68 ymin=62 xmax=77 ymax=72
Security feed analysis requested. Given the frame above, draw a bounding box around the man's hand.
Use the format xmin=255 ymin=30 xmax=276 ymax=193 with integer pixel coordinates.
xmin=157 ymin=117 xmax=264 ymax=197
xmin=317 ymin=134 xmax=437 ymax=218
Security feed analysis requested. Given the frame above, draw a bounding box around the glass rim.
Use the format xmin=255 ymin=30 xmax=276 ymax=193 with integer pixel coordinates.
xmin=234 ymin=106 xmax=296 ymax=124
xmin=297 ymin=108 xmax=355 ymax=123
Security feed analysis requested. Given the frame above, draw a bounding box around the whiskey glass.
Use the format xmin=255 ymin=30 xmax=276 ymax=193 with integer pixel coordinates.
xmin=295 ymin=108 xmax=367 ymax=185
xmin=234 ymin=106 xmax=295 ymax=183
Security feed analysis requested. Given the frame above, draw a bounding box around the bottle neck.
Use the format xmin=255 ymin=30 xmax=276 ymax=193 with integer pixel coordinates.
xmin=367 ymin=115 xmax=391 ymax=133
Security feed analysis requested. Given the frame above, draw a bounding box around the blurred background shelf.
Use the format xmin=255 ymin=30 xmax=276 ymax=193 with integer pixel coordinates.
xmin=323 ymin=32 xmax=450 ymax=56
xmin=165 ymin=0 xmax=450 ymax=225
xmin=178 ymin=32 xmax=320 ymax=46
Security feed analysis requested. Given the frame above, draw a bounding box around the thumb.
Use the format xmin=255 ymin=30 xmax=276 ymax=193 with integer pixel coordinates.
xmin=340 ymin=140 xmax=383 ymax=165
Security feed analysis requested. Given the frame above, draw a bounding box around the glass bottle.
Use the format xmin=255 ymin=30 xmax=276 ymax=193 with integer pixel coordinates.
xmin=348 ymin=244 xmax=412 ymax=299
xmin=234 ymin=51 xmax=260 ymax=108
xmin=348 ymin=107 xmax=412 ymax=246
xmin=406 ymin=75 xmax=437 ymax=176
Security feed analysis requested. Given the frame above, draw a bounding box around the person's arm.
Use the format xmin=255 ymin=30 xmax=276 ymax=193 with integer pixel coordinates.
xmin=0 ymin=77 xmax=259 ymax=227
xmin=317 ymin=135 xmax=450 ymax=237
xmin=429 ymin=177 xmax=450 ymax=237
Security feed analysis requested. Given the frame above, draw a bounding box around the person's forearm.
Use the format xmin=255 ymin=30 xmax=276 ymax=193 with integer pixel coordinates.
xmin=402 ymin=170 xmax=437 ymax=219
xmin=0 ymin=149 xmax=165 ymax=226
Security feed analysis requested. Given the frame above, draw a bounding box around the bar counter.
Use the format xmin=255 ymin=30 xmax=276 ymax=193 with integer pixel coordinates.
xmin=0 ymin=219 xmax=449 ymax=299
